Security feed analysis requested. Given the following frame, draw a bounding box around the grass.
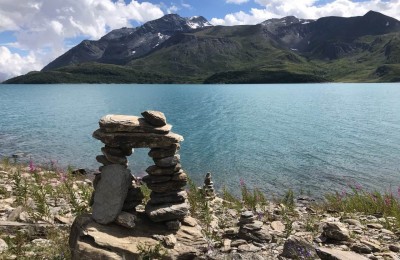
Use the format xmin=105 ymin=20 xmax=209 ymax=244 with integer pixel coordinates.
xmin=0 ymin=158 xmax=93 ymax=259
xmin=324 ymin=185 xmax=400 ymax=230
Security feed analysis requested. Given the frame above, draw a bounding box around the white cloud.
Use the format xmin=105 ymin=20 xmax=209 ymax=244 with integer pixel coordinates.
xmin=211 ymin=0 xmax=400 ymax=25
xmin=226 ymin=0 xmax=249 ymax=4
xmin=0 ymin=0 xmax=165 ymax=81
xmin=167 ymin=5 xmax=180 ymax=14
xmin=0 ymin=47 xmax=42 ymax=82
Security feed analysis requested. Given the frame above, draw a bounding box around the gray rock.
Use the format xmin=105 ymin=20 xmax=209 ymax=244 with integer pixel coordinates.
xmin=96 ymin=155 xmax=114 ymax=166
xmin=148 ymin=144 xmax=179 ymax=159
xmin=389 ymin=244 xmax=400 ymax=252
xmin=351 ymin=243 xmax=372 ymax=254
xmin=149 ymin=191 xmax=187 ymax=205
xmin=271 ymin=221 xmax=285 ymax=232
xmin=92 ymin=165 xmax=132 ymax=224
xmin=102 ymin=146 xmax=130 ymax=157
xmin=93 ymin=129 xmax=183 ymax=148
xmin=231 ymin=239 xmax=247 ymax=247
xmin=122 ymin=185 xmax=143 ymax=211
xmin=281 ymin=235 xmax=318 ymax=259
xmin=241 ymin=211 xmax=254 ymax=218
xmin=146 ymin=164 xmax=182 ymax=176
xmin=145 ymin=201 xmax=189 ymax=222
xmin=322 ymin=222 xmax=350 ymax=241
xmin=239 ymin=226 xmax=272 ymax=243
xmin=153 ymin=154 xmax=180 ymax=168
xmin=166 ymin=220 xmax=181 ymax=230
xmin=366 ymin=223 xmax=383 ymax=229
xmin=360 ymin=239 xmax=381 ymax=252
xmin=238 ymin=244 xmax=261 ymax=252
xmin=343 ymin=219 xmax=363 ymax=227
xmin=0 ymin=238 xmax=8 ymax=253
xmin=145 ymin=180 xmax=186 ymax=193
xmin=99 ymin=114 xmax=170 ymax=133
xmin=238 ymin=216 xmax=256 ymax=225
xmin=115 ymin=212 xmax=136 ymax=229
xmin=317 ymin=247 xmax=369 ymax=260
xmin=101 ymin=147 xmax=128 ymax=165
xmin=7 ymin=206 xmax=24 ymax=222
xmin=142 ymin=174 xmax=172 ymax=184
xmin=182 ymin=216 xmax=197 ymax=227
xmin=242 ymin=221 xmax=263 ymax=231
xmin=141 ymin=110 xmax=167 ymax=126
xmin=163 ymin=234 xmax=177 ymax=248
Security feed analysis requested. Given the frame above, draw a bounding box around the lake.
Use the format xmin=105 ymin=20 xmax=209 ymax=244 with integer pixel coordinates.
xmin=0 ymin=83 xmax=399 ymax=196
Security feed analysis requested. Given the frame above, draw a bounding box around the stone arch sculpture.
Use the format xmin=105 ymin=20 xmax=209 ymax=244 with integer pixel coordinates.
xmin=91 ymin=111 xmax=189 ymax=228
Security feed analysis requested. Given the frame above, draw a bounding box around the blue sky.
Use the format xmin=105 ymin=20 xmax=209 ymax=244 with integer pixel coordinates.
xmin=0 ymin=0 xmax=399 ymax=81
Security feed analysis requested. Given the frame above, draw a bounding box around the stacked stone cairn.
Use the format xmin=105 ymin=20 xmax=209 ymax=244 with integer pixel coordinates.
xmin=91 ymin=110 xmax=188 ymax=230
xmin=238 ymin=211 xmax=271 ymax=243
xmin=203 ymin=172 xmax=216 ymax=199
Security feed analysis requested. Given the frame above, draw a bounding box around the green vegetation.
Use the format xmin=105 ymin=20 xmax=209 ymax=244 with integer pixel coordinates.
xmin=136 ymin=242 xmax=167 ymax=260
xmin=4 ymin=27 xmax=400 ymax=84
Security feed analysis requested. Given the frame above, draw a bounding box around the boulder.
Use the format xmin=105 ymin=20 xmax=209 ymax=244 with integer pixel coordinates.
xmin=92 ymin=165 xmax=132 ymax=224
xmin=316 ymin=247 xmax=368 ymax=260
xmin=271 ymin=221 xmax=285 ymax=232
xmin=93 ymin=129 xmax=183 ymax=148
xmin=99 ymin=114 xmax=171 ymax=133
xmin=101 ymin=147 xmax=127 ymax=165
xmin=281 ymin=235 xmax=318 ymax=259
xmin=145 ymin=201 xmax=189 ymax=222
xmin=141 ymin=110 xmax=167 ymax=126
xmin=322 ymin=222 xmax=350 ymax=241
xmin=69 ymin=213 xmax=206 ymax=260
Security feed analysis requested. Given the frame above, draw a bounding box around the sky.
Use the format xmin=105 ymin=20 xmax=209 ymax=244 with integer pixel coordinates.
xmin=0 ymin=0 xmax=399 ymax=81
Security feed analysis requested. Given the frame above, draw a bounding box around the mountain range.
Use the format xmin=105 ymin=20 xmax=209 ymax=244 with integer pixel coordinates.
xmin=5 ymin=11 xmax=400 ymax=84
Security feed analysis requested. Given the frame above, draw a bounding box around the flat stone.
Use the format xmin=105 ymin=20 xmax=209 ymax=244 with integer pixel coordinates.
xmin=142 ymin=175 xmax=172 ymax=184
xmin=146 ymin=180 xmax=186 ymax=193
xmin=149 ymin=191 xmax=187 ymax=205
xmin=317 ymin=247 xmax=369 ymax=260
xmin=239 ymin=226 xmax=271 ymax=243
xmin=238 ymin=244 xmax=261 ymax=252
xmin=231 ymin=239 xmax=247 ymax=247
xmin=241 ymin=211 xmax=254 ymax=218
xmin=271 ymin=221 xmax=285 ymax=232
xmin=360 ymin=239 xmax=381 ymax=252
xmin=115 ymin=212 xmax=136 ymax=229
xmin=343 ymin=219 xmax=362 ymax=227
xmin=242 ymin=220 xmax=263 ymax=231
xmin=101 ymin=148 xmax=128 ymax=165
xmin=222 ymin=239 xmax=231 ymax=252
xmin=322 ymin=222 xmax=350 ymax=241
xmin=351 ymin=243 xmax=372 ymax=254
xmin=154 ymin=154 xmax=180 ymax=168
xmin=182 ymin=216 xmax=197 ymax=227
xmin=92 ymin=165 xmax=132 ymax=224
xmin=145 ymin=201 xmax=189 ymax=222
xmin=281 ymin=235 xmax=318 ymax=259
xmin=146 ymin=164 xmax=182 ymax=176
xmin=367 ymin=223 xmax=383 ymax=229
xmin=93 ymin=129 xmax=183 ymax=148
xmin=96 ymin=155 xmax=113 ymax=166
xmin=148 ymin=144 xmax=180 ymax=159
xmin=141 ymin=111 xmax=167 ymax=126
xmin=238 ymin=216 xmax=256 ymax=225
xmin=99 ymin=114 xmax=171 ymax=133
xmin=102 ymin=146 xmax=132 ymax=157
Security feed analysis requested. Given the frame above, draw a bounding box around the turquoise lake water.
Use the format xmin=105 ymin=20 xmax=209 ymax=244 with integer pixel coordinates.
xmin=0 ymin=83 xmax=399 ymax=196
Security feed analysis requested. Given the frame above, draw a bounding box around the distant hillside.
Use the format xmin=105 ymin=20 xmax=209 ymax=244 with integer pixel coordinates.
xmin=5 ymin=11 xmax=400 ymax=84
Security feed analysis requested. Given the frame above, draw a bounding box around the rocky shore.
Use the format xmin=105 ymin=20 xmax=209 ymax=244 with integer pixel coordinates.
xmin=0 ymin=111 xmax=399 ymax=259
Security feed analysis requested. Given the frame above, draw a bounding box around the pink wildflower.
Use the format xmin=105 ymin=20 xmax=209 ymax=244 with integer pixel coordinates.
xmin=59 ymin=172 xmax=66 ymax=182
xmin=29 ymin=158 xmax=36 ymax=172
xmin=239 ymin=178 xmax=245 ymax=186
xmin=384 ymin=196 xmax=392 ymax=206
xmin=355 ymin=182 xmax=362 ymax=191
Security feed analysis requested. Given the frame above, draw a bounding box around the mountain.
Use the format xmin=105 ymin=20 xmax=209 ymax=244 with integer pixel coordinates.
xmin=5 ymin=11 xmax=400 ymax=84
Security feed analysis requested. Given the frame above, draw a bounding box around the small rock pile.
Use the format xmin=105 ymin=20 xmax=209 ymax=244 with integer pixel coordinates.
xmin=238 ymin=211 xmax=271 ymax=243
xmin=203 ymin=172 xmax=215 ymax=199
xmin=92 ymin=111 xmax=188 ymax=227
